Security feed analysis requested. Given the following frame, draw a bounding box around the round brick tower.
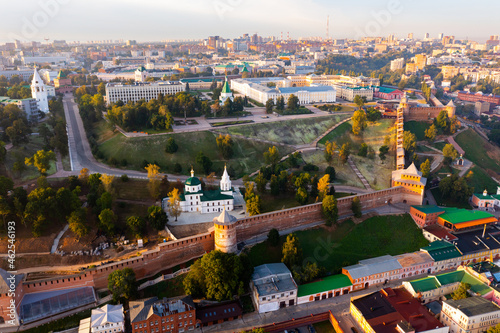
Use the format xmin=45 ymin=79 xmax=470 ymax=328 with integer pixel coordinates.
xmin=213 ymin=209 xmax=238 ymax=254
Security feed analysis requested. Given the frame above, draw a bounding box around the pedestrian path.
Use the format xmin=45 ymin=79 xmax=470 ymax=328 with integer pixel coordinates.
xmin=348 ymin=156 xmax=372 ymax=190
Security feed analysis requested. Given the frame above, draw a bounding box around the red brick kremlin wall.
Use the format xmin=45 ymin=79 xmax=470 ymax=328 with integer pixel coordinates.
xmin=14 ymin=186 xmax=420 ymax=294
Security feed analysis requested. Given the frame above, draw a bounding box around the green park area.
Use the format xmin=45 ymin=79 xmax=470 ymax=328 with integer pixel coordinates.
xmin=404 ymin=121 xmax=430 ymax=141
xmin=5 ymin=133 xmax=57 ymax=181
xmin=97 ymin=129 xmax=293 ymax=178
xmin=455 ymin=129 xmax=500 ymax=175
xmin=247 ymin=214 xmax=428 ymax=275
xmin=318 ymin=119 xmax=396 ymax=189
xmin=216 ymin=115 xmax=351 ymax=145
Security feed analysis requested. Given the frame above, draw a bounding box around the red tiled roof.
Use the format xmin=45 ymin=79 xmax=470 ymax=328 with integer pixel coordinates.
xmin=423 ymin=224 xmax=458 ymax=241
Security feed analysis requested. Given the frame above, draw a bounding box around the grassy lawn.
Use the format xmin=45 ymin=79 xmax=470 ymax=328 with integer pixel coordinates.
xmin=140 ymin=273 xmax=186 ymax=299
xmin=5 ymin=135 xmax=57 ymax=181
xmin=216 ymin=115 xmax=350 ymax=145
xmin=302 ymin=150 xmax=364 ymax=188
xmin=432 ymin=142 xmax=446 ymax=151
xmin=404 ymin=121 xmax=430 ymax=141
xmin=260 ymin=192 xmax=303 ymax=213
xmin=416 ymin=144 xmax=434 ymax=153
xmin=318 ymin=119 xmax=395 ymax=153
xmin=280 ymin=106 xmax=313 ymax=115
xmin=247 ymin=214 xmax=428 ymax=275
xmin=114 ymin=179 xmax=153 ymax=201
xmin=61 ymin=154 xmax=72 ymax=171
xmin=98 ymin=131 xmax=292 ymax=178
xmin=351 ymin=155 xmax=394 ymax=190
xmin=430 ymin=187 xmax=471 ymax=209
xmin=314 ymin=321 xmax=336 ymax=333
xmin=455 ymin=129 xmax=500 ymax=176
xmin=466 ymin=166 xmax=498 ymax=193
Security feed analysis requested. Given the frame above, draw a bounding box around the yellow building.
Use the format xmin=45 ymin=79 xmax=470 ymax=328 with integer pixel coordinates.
xmin=415 ymin=54 xmax=427 ymax=70
xmin=391 ymin=163 xmax=427 ymax=204
xmin=405 ymin=62 xmax=418 ymax=74
xmin=441 ymin=65 xmax=459 ymax=80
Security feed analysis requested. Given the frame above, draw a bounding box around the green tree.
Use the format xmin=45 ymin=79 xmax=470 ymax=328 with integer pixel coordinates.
xmin=352 ymin=110 xmax=367 ymax=135
xmin=108 ymin=268 xmax=137 ymax=303
xmin=25 ymin=150 xmax=56 ymax=175
xmin=165 ymin=137 xmax=178 ymax=154
xmin=487 ymin=324 xmax=500 ymax=333
xmin=246 ymin=195 xmax=261 ymax=216
xmin=265 ymin=98 xmax=274 ymax=114
xmin=127 ymin=216 xmax=145 ymax=238
xmin=420 ymin=159 xmax=431 ymax=178
xmin=68 ymin=208 xmax=88 ymax=239
xmin=353 ymin=95 xmax=366 ymax=109
xmin=146 ymin=205 xmax=168 ymax=231
xmin=339 ymin=143 xmax=350 ymax=164
xmin=282 ymin=233 xmax=302 ymax=269
xmin=403 ymin=131 xmax=417 ymax=155
xmin=286 ymin=94 xmax=300 ymax=111
xmin=425 ymin=124 xmax=437 ymax=141
xmin=216 ymin=134 xmax=234 ymax=159
xmin=325 ymin=166 xmax=336 ymax=180
xmin=324 ymin=141 xmax=337 ymax=164
xmin=351 ymin=196 xmax=362 ymax=218
xmin=322 ymin=195 xmax=338 ymax=226
xmin=0 ymin=176 xmax=14 ymax=196
xmin=98 ymin=208 xmax=116 ymax=235
xmin=196 ymin=151 xmax=212 ymax=174
xmin=295 ymin=187 xmax=309 ymax=205
xmin=451 ymin=282 xmax=471 ymax=300
xmin=255 ymin=172 xmax=267 ymax=193
xmin=264 ymin=146 xmax=280 ymax=166
xmin=379 ymin=145 xmax=389 ymax=162
xmin=358 ymin=143 xmax=368 ymax=157
xmin=270 ymin=174 xmax=280 ymax=196
xmin=267 ymin=228 xmax=280 ymax=247
xmin=276 ymin=96 xmax=285 ymax=111
xmin=183 ymin=250 xmax=251 ymax=301
xmin=443 ymin=143 xmax=458 ymax=165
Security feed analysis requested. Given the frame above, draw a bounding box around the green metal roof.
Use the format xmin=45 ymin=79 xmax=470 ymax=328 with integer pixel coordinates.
xmin=461 ymin=273 xmax=493 ymax=296
xmin=241 ymin=66 xmax=249 ymax=73
xmin=200 ymin=190 xmax=233 ymax=202
xmin=411 ymin=205 xmax=445 ymax=215
xmin=297 ymin=274 xmax=352 ymax=297
xmin=409 ymin=276 xmax=441 ymax=293
xmin=185 ymin=177 xmax=201 ymax=186
xmin=439 ymin=207 xmax=495 ymax=224
xmin=221 ymin=79 xmax=231 ymax=94
xmin=436 ymin=270 xmax=465 ymax=286
xmin=57 ymin=70 xmax=66 ymax=78
xmin=421 ymin=241 xmax=462 ymax=262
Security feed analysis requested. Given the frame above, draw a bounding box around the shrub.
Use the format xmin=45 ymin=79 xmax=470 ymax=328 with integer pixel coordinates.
xmin=303 ymin=163 xmax=319 ymax=172
xmin=120 ymin=174 xmax=129 ymax=182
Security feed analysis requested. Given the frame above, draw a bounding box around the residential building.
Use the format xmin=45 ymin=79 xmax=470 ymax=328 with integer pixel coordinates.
xmin=0 ymin=96 xmax=40 ymax=120
xmin=441 ymin=297 xmax=500 ymax=333
xmin=373 ymin=87 xmax=404 ymax=100
xmin=340 ymin=86 xmax=373 ymax=102
xmin=457 ymin=91 xmax=500 ymax=107
xmin=251 ymin=263 xmax=298 ymax=313
xmin=350 ymin=287 xmax=448 ymax=333
xmin=105 ymin=81 xmax=186 ymax=105
xmin=390 ymin=58 xmax=405 ymax=71
xmin=343 ymin=255 xmax=403 ymax=291
xmin=396 ymin=251 xmax=435 ymax=278
xmin=129 ymin=297 xmax=196 ymax=333
xmin=420 ymin=241 xmax=462 ymax=272
xmin=196 ymin=301 xmax=242 ymax=327
xmin=78 ymin=304 xmax=124 ymax=333
xmin=441 ymin=66 xmax=459 ymax=80
xmin=166 ymin=167 xmax=233 ymax=214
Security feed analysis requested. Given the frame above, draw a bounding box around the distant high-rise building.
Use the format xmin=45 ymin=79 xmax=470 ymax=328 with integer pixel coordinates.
xmin=424 ymin=33 xmax=430 ymax=39
xmin=438 ymin=33 xmax=444 ymax=39
xmin=390 ymin=58 xmax=405 ymax=71
xmin=125 ymin=40 xmax=137 ymax=46
xmin=407 ymin=33 xmax=414 ymax=39
xmin=208 ymin=36 xmax=219 ymax=49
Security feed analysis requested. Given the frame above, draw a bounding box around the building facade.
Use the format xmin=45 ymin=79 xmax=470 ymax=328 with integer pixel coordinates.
xmin=31 ymin=68 xmax=49 ymax=113
xmin=130 ymin=297 xmax=195 ymax=333
xmin=441 ymin=297 xmax=500 ymax=333
xmin=105 ymin=81 xmax=186 ymax=105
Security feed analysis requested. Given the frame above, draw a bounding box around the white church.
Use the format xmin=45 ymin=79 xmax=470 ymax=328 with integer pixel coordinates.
xmin=176 ymin=166 xmax=234 ymax=213
xmin=31 ymin=68 xmax=49 ymax=113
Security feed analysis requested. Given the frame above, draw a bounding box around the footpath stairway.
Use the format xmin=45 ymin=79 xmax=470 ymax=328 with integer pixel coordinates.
xmin=347 ymin=156 xmax=372 ymax=190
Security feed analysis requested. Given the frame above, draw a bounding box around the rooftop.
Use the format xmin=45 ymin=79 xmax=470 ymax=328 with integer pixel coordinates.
xmin=297 ymin=274 xmax=352 ymax=297
xmin=196 ymin=300 xmax=242 ymax=324
xmin=420 ymin=241 xmax=462 ymax=262
xmin=252 ymin=263 xmax=297 ymax=297
xmin=130 ymin=297 xmax=194 ymax=323
xmin=344 ymin=255 xmax=402 ymax=280
xmin=444 ymin=296 xmax=500 ymax=317
xmin=438 ymin=207 xmax=496 ymax=225
xmin=412 ymin=205 xmax=446 ymax=215
xmin=91 ymin=304 xmax=123 ymax=327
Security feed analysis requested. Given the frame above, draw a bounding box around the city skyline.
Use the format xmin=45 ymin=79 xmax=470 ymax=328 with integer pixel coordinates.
xmin=2 ymin=0 xmax=499 ymax=44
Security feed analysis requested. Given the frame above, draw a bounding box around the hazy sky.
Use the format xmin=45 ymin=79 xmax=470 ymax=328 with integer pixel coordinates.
xmin=2 ymin=0 xmax=498 ymax=43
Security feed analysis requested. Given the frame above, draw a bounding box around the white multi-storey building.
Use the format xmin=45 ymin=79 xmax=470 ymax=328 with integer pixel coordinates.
xmin=105 ymin=81 xmax=185 ymax=105
xmin=390 ymin=57 xmax=405 ymax=71
xmin=441 ymin=297 xmax=500 ymax=333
